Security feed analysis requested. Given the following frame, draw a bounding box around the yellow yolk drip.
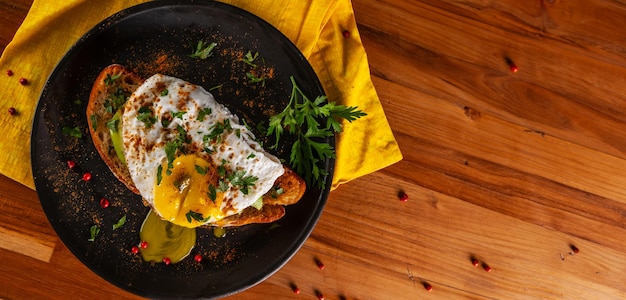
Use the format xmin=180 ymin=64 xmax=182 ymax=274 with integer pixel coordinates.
xmin=139 ymin=209 xmax=196 ymax=264
xmin=154 ymin=154 xmax=225 ymax=228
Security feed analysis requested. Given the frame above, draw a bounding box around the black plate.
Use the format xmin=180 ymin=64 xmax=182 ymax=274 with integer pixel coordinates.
xmin=31 ymin=1 xmax=333 ymax=298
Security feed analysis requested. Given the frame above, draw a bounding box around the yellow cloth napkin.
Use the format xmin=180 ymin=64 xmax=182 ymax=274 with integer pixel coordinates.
xmin=0 ymin=0 xmax=402 ymax=190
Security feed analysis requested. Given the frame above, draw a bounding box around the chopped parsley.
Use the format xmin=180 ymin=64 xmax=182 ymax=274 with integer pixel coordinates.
xmin=207 ymin=184 xmax=217 ymax=202
xmin=104 ymin=88 xmax=127 ymax=113
xmin=246 ymin=71 xmax=267 ymax=86
xmin=228 ymin=170 xmax=258 ymax=195
xmin=195 ymin=165 xmax=208 ymax=175
xmin=209 ymin=84 xmax=223 ymax=91
xmin=137 ymin=105 xmax=157 ymax=128
xmin=197 ymin=107 xmax=212 ymax=121
xmin=90 ymin=114 xmax=98 ymax=130
xmin=112 ymin=215 xmax=126 ymax=230
xmin=164 ymin=125 xmax=188 ymax=175
xmin=204 ymin=119 xmax=232 ymax=143
xmin=104 ymin=73 xmax=121 ymax=85
xmin=88 ymin=225 xmax=100 ymax=242
xmin=172 ymin=111 xmax=186 ymax=119
xmin=190 ymin=40 xmax=217 ymax=59
xmin=186 ymin=210 xmax=209 ymax=223
xmin=160 ymin=88 xmax=169 ymax=96
xmin=106 ymin=118 xmax=119 ymax=132
xmin=157 ymin=165 xmax=163 ymax=185
xmin=242 ymin=51 xmax=260 ymax=68
xmin=62 ymin=126 xmax=82 ymax=138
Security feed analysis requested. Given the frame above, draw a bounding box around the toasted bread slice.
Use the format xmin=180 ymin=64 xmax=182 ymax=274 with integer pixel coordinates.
xmin=214 ymin=204 xmax=286 ymax=227
xmin=86 ymin=64 xmax=142 ymax=194
xmin=87 ymin=65 xmax=307 ymax=226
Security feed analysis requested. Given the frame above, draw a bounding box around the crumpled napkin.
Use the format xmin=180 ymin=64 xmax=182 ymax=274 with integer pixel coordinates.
xmin=0 ymin=0 xmax=402 ymax=190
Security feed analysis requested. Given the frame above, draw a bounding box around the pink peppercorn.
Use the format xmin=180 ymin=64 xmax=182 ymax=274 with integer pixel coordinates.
xmin=163 ymin=257 xmax=171 ymax=265
xmin=342 ymin=30 xmax=350 ymax=38
xmin=67 ymin=160 xmax=76 ymax=169
xmin=82 ymin=172 xmax=92 ymax=181
xmin=131 ymin=246 xmax=139 ymax=255
xmin=6 ymin=70 xmax=13 ymax=76
xmin=99 ymin=198 xmax=110 ymax=208
xmin=8 ymin=107 xmax=17 ymax=116
xmin=19 ymin=77 xmax=28 ymax=85
xmin=399 ymin=191 xmax=409 ymax=202
xmin=423 ymin=282 xmax=433 ymax=292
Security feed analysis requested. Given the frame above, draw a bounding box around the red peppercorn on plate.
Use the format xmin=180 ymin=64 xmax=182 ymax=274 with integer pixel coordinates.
xmin=30 ymin=1 xmax=333 ymax=298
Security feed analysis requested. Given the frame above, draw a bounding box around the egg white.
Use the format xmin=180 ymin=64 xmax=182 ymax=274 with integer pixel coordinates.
xmin=121 ymin=74 xmax=284 ymax=224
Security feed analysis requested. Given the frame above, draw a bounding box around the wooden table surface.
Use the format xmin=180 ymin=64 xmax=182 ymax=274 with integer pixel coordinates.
xmin=3 ymin=0 xmax=626 ymax=299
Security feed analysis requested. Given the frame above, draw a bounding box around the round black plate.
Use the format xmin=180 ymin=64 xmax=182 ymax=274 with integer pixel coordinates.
xmin=31 ymin=1 xmax=333 ymax=299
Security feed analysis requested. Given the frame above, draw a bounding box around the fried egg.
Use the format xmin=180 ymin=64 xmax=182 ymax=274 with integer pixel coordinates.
xmin=122 ymin=74 xmax=284 ymax=228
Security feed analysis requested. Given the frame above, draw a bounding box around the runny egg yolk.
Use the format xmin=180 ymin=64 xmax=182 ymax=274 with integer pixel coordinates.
xmin=154 ymin=154 xmax=225 ymax=228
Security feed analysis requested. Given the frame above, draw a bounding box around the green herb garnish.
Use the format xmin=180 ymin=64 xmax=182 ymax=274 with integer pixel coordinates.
xmin=137 ymin=105 xmax=157 ymax=128
xmin=267 ymin=76 xmax=366 ymax=188
xmin=190 ymin=41 xmax=217 ymax=59
xmin=195 ymin=165 xmax=208 ymax=175
xmin=104 ymin=73 xmax=121 ymax=85
xmin=246 ymin=71 xmax=267 ymax=86
xmin=164 ymin=125 xmax=188 ymax=175
xmin=209 ymin=84 xmax=223 ymax=91
xmin=106 ymin=118 xmax=119 ymax=132
xmin=88 ymin=225 xmax=100 ymax=242
xmin=62 ymin=126 xmax=82 ymax=138
xmin=113 ymin=215 xmax=126 ymax=230
xmin=90 ymin=114 xmax=98 ymax=130
xmin=207 ymin=184 xmax=217 ymax=203
xmin=157 ymin=165 xmax=163 ymax=185
xmin=104 ymin=88 xmax=127 ymax=113
xmin=197 ymin=107 xmax=212 ymax=121
xmin=186 ymin=210 xmax=208 ymax=223
xmin=242 ymin=51 xmax=259 ymax=68
xmin=172 ymin=111 xmax=186 ymax=119
xmin=160 ymin=88 xmax=169 ymax=96
xmin=228 ymin=170 xmax=258 ymax=195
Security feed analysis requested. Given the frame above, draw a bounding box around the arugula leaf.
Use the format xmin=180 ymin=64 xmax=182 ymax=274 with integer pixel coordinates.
xmin=190 ymin=41 xmax=217 ymax=59
xmin=266 ymin=76 xmax=366 ymax=188
xmin=113 ymin=215 xmax=126 ymax=230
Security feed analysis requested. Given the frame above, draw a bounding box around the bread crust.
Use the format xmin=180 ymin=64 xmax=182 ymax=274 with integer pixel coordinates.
xmin=86 ymin=64 xmax=143 ymax=194
xmin=87 ymin=65 xmax=307 ymax=226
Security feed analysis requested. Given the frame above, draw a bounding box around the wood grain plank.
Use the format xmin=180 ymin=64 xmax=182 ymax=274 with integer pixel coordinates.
xmin=259 ymin=171 xmax=626 ymax=299
xmin=0 ymin=174 xmax=58 ymax=262
xmin=353 ymin=0 xmax=626 ymax=160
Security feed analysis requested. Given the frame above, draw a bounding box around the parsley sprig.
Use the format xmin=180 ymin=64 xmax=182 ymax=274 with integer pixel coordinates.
xmin=267 ymin=76 xmax=366 ymax=188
